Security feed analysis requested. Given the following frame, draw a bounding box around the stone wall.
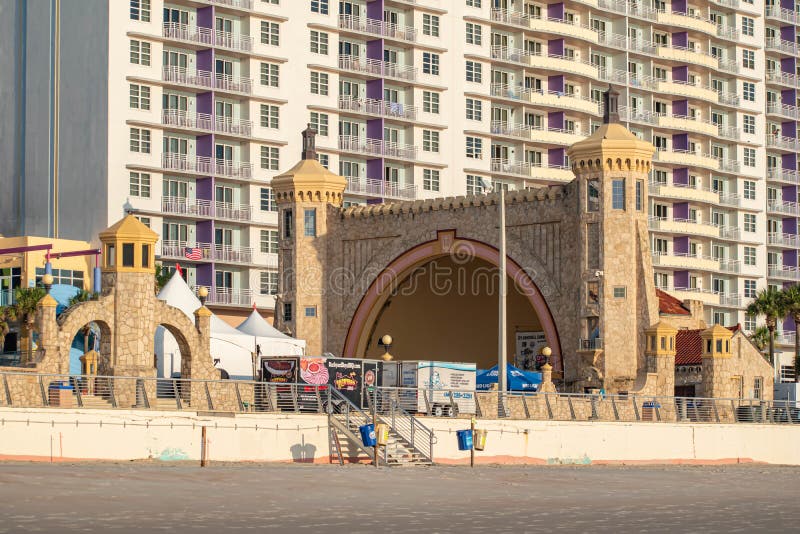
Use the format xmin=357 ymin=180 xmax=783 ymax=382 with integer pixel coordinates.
xmin=702 ymin=333 xmax=774 ymax=400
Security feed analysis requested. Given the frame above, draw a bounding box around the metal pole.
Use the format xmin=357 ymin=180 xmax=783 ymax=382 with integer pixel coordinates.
xmin=200 ymin=426 xmax=207 ymax=467
xmin=470 ymin=417 xmax=475 ymax=468
xmin=498 ymin=187 xmax=507 ymax=413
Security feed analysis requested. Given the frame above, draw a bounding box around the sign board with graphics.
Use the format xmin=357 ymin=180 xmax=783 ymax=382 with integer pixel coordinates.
xmin=416 ymin=361 xmax=477 ymax=415
xmin=516 ymin=331 xmax=547 ymax=370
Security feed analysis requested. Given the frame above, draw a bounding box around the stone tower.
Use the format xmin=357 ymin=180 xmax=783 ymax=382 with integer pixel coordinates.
xmin=98 ymin=215 xmax=159 ymax=377
xmin=566 ymin=87 xmax=660 ymax=393
xmin=272 ymin=126 xmax=346 ymax=354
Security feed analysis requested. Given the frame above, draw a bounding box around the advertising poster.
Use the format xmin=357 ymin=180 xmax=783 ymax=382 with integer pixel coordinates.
xmin=516 ymin=331 xmax=547 ymax=370
xmin=261 ymin=358 xmax=298 ymax=383
xmin=326 ymin=358 xmax=364 ymax=407
xmin=361 ymin=360 xmax=379 ymax=407
xmin=380 ymin=362 xmax=399 ymax=388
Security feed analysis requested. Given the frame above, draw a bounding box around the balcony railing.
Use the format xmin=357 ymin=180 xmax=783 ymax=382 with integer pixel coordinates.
xmin=338 ymin=14 xmax=416 ymax=42
xmin=161 ymin=197 xmax=252 ymax=222
xmin=162 ymin=67 xmax=213 ymax=89
xmin=159 ymin=241 xmax=253 ymax=264
xmin=766 ymin=37 xmax=800 ymax=55
xmin=338 ymin=55 xmax=417 ymax=81
xmin=718 ymin=259 xmax=740 ymax=274
xmin=162 ymin=22 xmax=253 ymax=53
xmin=767 ymin=103 xmax=800 ymax=120
xmin=717 ymin=125 xmax=740 ymax=141
xmin=769 ymin=265 xmax=800 ymax=281
xmin=162 ymin=153 xmax=213 ymax=174
xmin=215 ymin=159 xmax=253 ymax=179
xmin=767 ymin=70 xmax=800 ymax=88
xmin=768 ymin=233 xmax=800 ymax=248
xmin=213 ymin=244 xmax=253 ymax=264
xmin=209 ymin=0 xmax=253 ymax=10
xmin=491 ymin=158 xmax=531 ymax=177
xmin=338 ymin=135 xmax=418 ymax=160
xmin=214 ymin=73 xmax=252 ymax=94
xmin=768 ymin=200 xmax=800 ymax=216
xmin=208 ymin=287 xmax=254 ymax=306
xmin=491 ymin=84 xmax=601 ymax=114
xmin=768 ymin=169 xmax=800 ymax=184
xmin=579 ymin=338 xmax=603 ymax=351
xmin=338 ymin=95 xmax=418 ymax=121
xmin=214 ymin=29 xmax=253 ymax=52
xmin=767 ymin=134 xmax=800 ymax=151
xmin=344 ymin=176 xmax=417 ymax=200
xmin=216 ymin=116 xmax=253 ymax=137
xmin=162 ymin=110 xmax=213 ymax=131
xmin=766 ymin=6 xmax=799 ymax=24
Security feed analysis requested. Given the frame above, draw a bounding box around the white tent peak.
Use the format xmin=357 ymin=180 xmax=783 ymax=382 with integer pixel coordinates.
xmin=237 ymin=307 xmax=293 ymax=339
xmin=156 ymin=271 xmax=241 ymax=335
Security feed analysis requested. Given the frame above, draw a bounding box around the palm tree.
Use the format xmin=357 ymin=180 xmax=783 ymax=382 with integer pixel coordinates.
xmin=748 ymin=326 xmax=770 ymax=354
xmin=0 ymin=307 xmax=12 ymax=353
xmin=68 ymin=289 xmax=96 ymax=307
xmin=9 ymin=287 xmax=46 ymax=364
xmin=781 ymin=284 xmax=800 ymax=383
xmin=154 ymin=264 xmax=171 ymax=295
xmin=746 ymin=287 xmax=786 ymax=366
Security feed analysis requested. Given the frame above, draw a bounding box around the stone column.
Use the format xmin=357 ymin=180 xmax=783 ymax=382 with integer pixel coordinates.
xmin=35 ymin=294 xmax=63 ymax=374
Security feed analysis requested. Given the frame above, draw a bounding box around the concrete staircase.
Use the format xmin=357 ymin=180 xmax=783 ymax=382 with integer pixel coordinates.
xmin=75 ymin=394 xmax=113 ymax=409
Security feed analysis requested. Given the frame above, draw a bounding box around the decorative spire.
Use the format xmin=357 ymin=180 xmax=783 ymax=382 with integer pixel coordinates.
xmin=301 ymin=124 xmax=317 ymax=160
xmin=603 ymin=84 xmax=620 ymax=124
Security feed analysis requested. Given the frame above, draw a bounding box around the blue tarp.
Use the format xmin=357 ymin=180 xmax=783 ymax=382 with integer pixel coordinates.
xmin=476 ymin=364 xmax=542 ymax=392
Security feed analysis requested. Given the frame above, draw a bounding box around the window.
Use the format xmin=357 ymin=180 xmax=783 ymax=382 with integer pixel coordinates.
xmin=107 ymin=245 xmax=115 ymax=267
xmin=466 ymin=175 xmax=486 ymax=195
xmin=305 ymin=306 xmax=317 ymax=318
xmin=635 ymin=180 xmax=643 ymax=211
xmin=423 ymin=91 xmax=440 ymax=114
xmin=122 ymin=244 xmax=135 ymax=267
xmin=141 ymin=244 xmax=150 ymax=268
xmin=304 ymin=209 xmax=317 ymax=237
xmin=283 ymin=209 xmax=293 ymax=239
xmin=310 ymin=30 xmax=328 ymax=54
xmin=310 ymin=71 xmax=329 ymax=95
xmin=129 ymin=40 xmax=151 ymax=65
xmin=129 ymin=128 xmax=150 ymax=153
xmin=742 ymin=17 xmax=754 ymax=36
xmin=742 ymin=50 xmax=755 ymax=69
xmin=260 ymin=230 xmax=279 ymax=254
xmin=653 ymin=169 xmax=667 ymax=185
xmin=466 ymin=0 xmax=481 ymax=6
xmin=136 ymin=216 xmax=151 ymax=228
xmin=743 ymin=115 xmax=755 ymax=134
xmin=310 ymin=112 xmax=329 ymax=136
xmin=423 ymin=130 xmax=440 ymax=152
xmin=260 ymin=62 xmax=279 ymax=87
xmin=260 ymin=104 xmax=279 ymax=129
xmin=423 ymin=14 xmax=440 ymax=37
xmin=423 ymin=53 xmax=439 ymax=75
xmin=261 ymin=21 xmax=280 ymax=46
xmin=466 ymin=23 xmax=482 ymax=45
xmin=466 ymin=137 xmax=483 ymax=159
xmin=743 ymin=82 xmax=755 ymax=102
xmin=283 ymin=302 xmax=293 ymax=322
xmin=744 ymin=213 xmax=756 ymax=232
xmin=744 ymin=246 xmax=756 ymax=266
xmin=129 ymin=84 xmax=150 ymax=110
xmin=612 ymin=179 xmax=625 ymax=209
xmin=754 ymin=377 xmax=763 ymax=400
xmin=260 ymin=188 xmax=277 ymax=212
xmin=613 ymin=287 xmax=627 ymax=299
xmin=423 ymin=169 xmax=440 ymax=192
xmin=130 ymin=0 xmax=150 ymax=21
xmin=317 ymin=153 xmax=329 ymax=168
xmin=260 ymin=271 xmax=278 ymax=295
xmin=743 ymin=148 xmax=755 ymax=167
xmin=466 ymin=98 xmax=482 ymax=121
xmin=466 ymin=61 xmax=482 ymax=83
xmin=129 ymin=172 xmax=150 ymax=197
xmin=260 ymin=146 xmax=279 ymax=170
xmin=744 ymin=180 xmax=756 ymax=200
xmin=744 ymin=314 xmax=756 ymax=332
xmin=310 ymin=0 xmax=328 ymax=14
xmin=744 ymin=279 xmax=757 ymax=298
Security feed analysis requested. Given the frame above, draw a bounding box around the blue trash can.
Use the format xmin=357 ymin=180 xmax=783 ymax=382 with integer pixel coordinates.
xmin=359 ymin=424 xmax=377 ymax=447
xmin=456 ymin=429 xmax=473 ymax=451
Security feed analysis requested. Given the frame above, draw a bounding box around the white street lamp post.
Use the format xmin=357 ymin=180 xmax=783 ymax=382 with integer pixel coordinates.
xmin=498 ymin=187 xmax=507 ymax=401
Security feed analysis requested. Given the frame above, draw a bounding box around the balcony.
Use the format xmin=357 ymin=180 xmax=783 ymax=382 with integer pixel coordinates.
xmin=490 ymin=85 xmax=601 ymax=115
xmin=769 ymin=265 xmax=800 ymax=281
xmin=767 ymin=134 xmax=800 ymax=152
xmin=528 ymin=52 xmax=599 ymax=79
xmin=768 ymin=233 xmax=800 ymax=248
xmin=768 ymin=169 xmax=800 ymax=184
xmin=657 ymin=115 xmax=718 ymax=137
xmin=669 ymin=288 xmax=720 ymax=307
xmin=214 ymin=159 xmax=253 ymax=179
xmin=491 ymin=9 xmax=598 ymax=43
xmin=162 ymin=110 xmax=213 ymax=131
xmin=776 ymin=331 xmax=797 ymax=346
xmin=344 ymin=176 xmax=417 ymax=200
xmin=338 ymin=96 xmax=417 ymax=121
xmin=652 ymin=149 xmax=720 ymax=171
xmin=648 ymin=181 xmax=719 ymax=204
xmin=657 ymin=11 xmax=716 ymax=35
xmin=207 ymin=287 xmax=254 ymax=307
xmin=216 ymin=116 xmax=253 ymax=137
xmin=715 ymin=25 xmax=739 ymax=41
xmin=718 ymin=159 xmax=739 ymax=173
xmin=648 ymin=217 xmax=721 ymax=239
xmin=717 ymin=126 xmax=740 ymax=141
xmin=162 ymin=23 xmax=253 ymax=53
xmin=338 ymin=136 xmax=418 ymax=160
xmin=651 ymin=252 xmax=722 ymax=272
xmin=338 ymin=14 xmax=416 ymax=42
xmin=338 ymin=55 xmax=417 ymax=82
xmin=768 ymin=200 xmax=800 ymax=217
xmin=214 ymin=73 xmax=252 ymax=95
xmin=767 ymin=103 xmax=800 ymax=120
xmin=213 ymin=244 xmax=253 ymax=264
xmin=718 ymin=293 xmax=742 ymax=307
xmin=766 ymin=38 xmax=800 ymax=56
xmin=657 ymin=45 xmax=717 ymax=70
xmin=767 ymin=70 xmax=800 ymax=88
xmin=158 ymin=241 xmax=253 ymax=265
xmin=209 ymin=0 xmax=253 ymax=10
xmin=766 ymin=6 xmax=799 ymax=24
xmin=718 ymin=259 xmax=740 ymax=274
xmin=162 ymin=153 xmax=213 ymax=174
xmin=716 ymin=57 xmax=738 ymax=74
xmin=490 ymin=121 xmax=585 ymax=146
xmin=162 ymin=67 xmax=213 ymax=90
xmin=709 ymin=0 xmax=738 ymax=7
xmin=655 ymin=80 xmax=719 ymax=103
xmin=161 ymin=197 xmax=252 ymax=222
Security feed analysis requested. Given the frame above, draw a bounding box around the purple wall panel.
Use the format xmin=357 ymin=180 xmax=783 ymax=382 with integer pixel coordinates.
xmin=197 ymin=6 xmax=213 ymax=29
xmin=366 ymin=79 xmax=383 ymax=100
xmin=783 ymin=153 xmax=797 ymax=170
xmin=196 ymin=263 xmax=213 ymax=289
xmin=782 ymin=0 xmax=794 ymax=10
xmin=782 ymin=89 xmax=796 ymax=106
xmin=367 ymin=39 xmax=383 ymax=61
xmin=548 ymin=39 xmax=564 ymax=57
xmin=548 ymin=76 xmax=565 ymax=93
xmin=673 ymin=202 xmax=689 ymax=220
xmin=197 ymin=134 xmax=213 ymax=158
xmin=784 ymin=250 xmax=797 ymax=268
xmin=366 ymin=158 xmax=383 ymax=180
xmin=672 ymin=168 xmax=689 ymax=186
xmin=672 ymin=66 xmax=688 ymax=82
xmin=783 ymin=316 xmax=795 ymax=333
xmin=548 ymin=112 xmax=564 ymax=130
xmin=673 ymin=271 xmax=689 ymax=288
xmin=672 ymin=134 xmax=688 ymax=151
xmin=197 ymin=92 xmax=213 ymax=115
xmin=785 ymin=218 xmax=798 ymax=235
xmin=781 ymin=25 xmax=796 ymax=42
xmin=366 ymin=118 xmax=383 ymax=139
xmin=673 ymin=236 xmax=689 ymax=254
xmin=782 ymin=57 xmax=796 ymax=74
xmin=197 ymin=49 xmax=213 ymax=73
xmin=367 ymin=198 xmax=384 ymax=205
xmin=783 ymin=185 xmax=797 ymax=203
xmin=196 ymin=220 xmax=213 ymax=244
xmin=547 ymin=3 xmax=565 ymax=20
xmin=366 ymin=0 xmax=383 ymax=20
xmin=671 ymin=0 xmax=687 ymax=12
xmin=672 ymin=32 xmax=688 ymax=48
xmin=672 ymin=100 xmax=688 ymax=116
xmin=548 ymin=148 xmax=565 ymax=167
xmin=783 ymin=121 xmax=797 ymax=139
xmin=196 ymin=177 xmax=213 ymax=201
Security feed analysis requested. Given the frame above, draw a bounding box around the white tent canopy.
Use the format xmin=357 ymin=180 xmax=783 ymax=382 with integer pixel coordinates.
xmin=154 ymin=272 xmax=304 ymax=379
xmin=236 ymin=307 xmax=306 ymax=357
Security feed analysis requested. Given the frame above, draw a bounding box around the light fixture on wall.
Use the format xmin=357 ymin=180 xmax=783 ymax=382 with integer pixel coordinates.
xmin=42 ymin=273 xmax=54 ymax=295
xmin=379 ymin=334 xmax=394 ymax=361
xmin=197 ymin=286 xmax=209 ymax=306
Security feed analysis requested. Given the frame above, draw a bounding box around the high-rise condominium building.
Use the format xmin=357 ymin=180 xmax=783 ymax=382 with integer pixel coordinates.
xmin=0 ymin=0 xmax=795 ymax=336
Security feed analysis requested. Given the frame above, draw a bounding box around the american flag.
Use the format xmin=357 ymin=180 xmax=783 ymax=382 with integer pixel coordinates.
xmin=184 ymin=247 xmax=202 ymax=260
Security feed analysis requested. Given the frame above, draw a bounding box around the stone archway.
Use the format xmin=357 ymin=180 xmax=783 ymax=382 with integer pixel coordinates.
xmin=342 ymin=235 xmax=563 ymax=371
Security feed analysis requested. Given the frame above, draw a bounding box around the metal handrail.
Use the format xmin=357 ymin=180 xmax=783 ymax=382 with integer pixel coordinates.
xmin=371 ymin=387 xmax=434 ymax=462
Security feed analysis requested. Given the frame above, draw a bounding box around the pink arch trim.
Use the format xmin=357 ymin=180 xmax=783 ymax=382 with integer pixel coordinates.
xmin=342 ymin=237 xmax=563 ymax=372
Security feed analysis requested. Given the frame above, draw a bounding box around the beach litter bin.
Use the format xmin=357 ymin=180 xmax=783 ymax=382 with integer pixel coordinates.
xmin=48 ymin=382 xmax=75 ymax=408
xmin=359 ymin=424 xmax=377 ymax=447
xmin=456 ymin=429 xmax=473 ymax=451
xmin=473 ymin=429 xmax=487 ymax=451
xmin=375 ymin=423 xmax=389 ymax=446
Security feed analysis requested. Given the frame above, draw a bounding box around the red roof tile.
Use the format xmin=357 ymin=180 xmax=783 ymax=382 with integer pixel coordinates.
xmin=674 ymin=326 xmax=740 ymax=366
xmin=656 ymin=289 xmax=691 ymax=316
